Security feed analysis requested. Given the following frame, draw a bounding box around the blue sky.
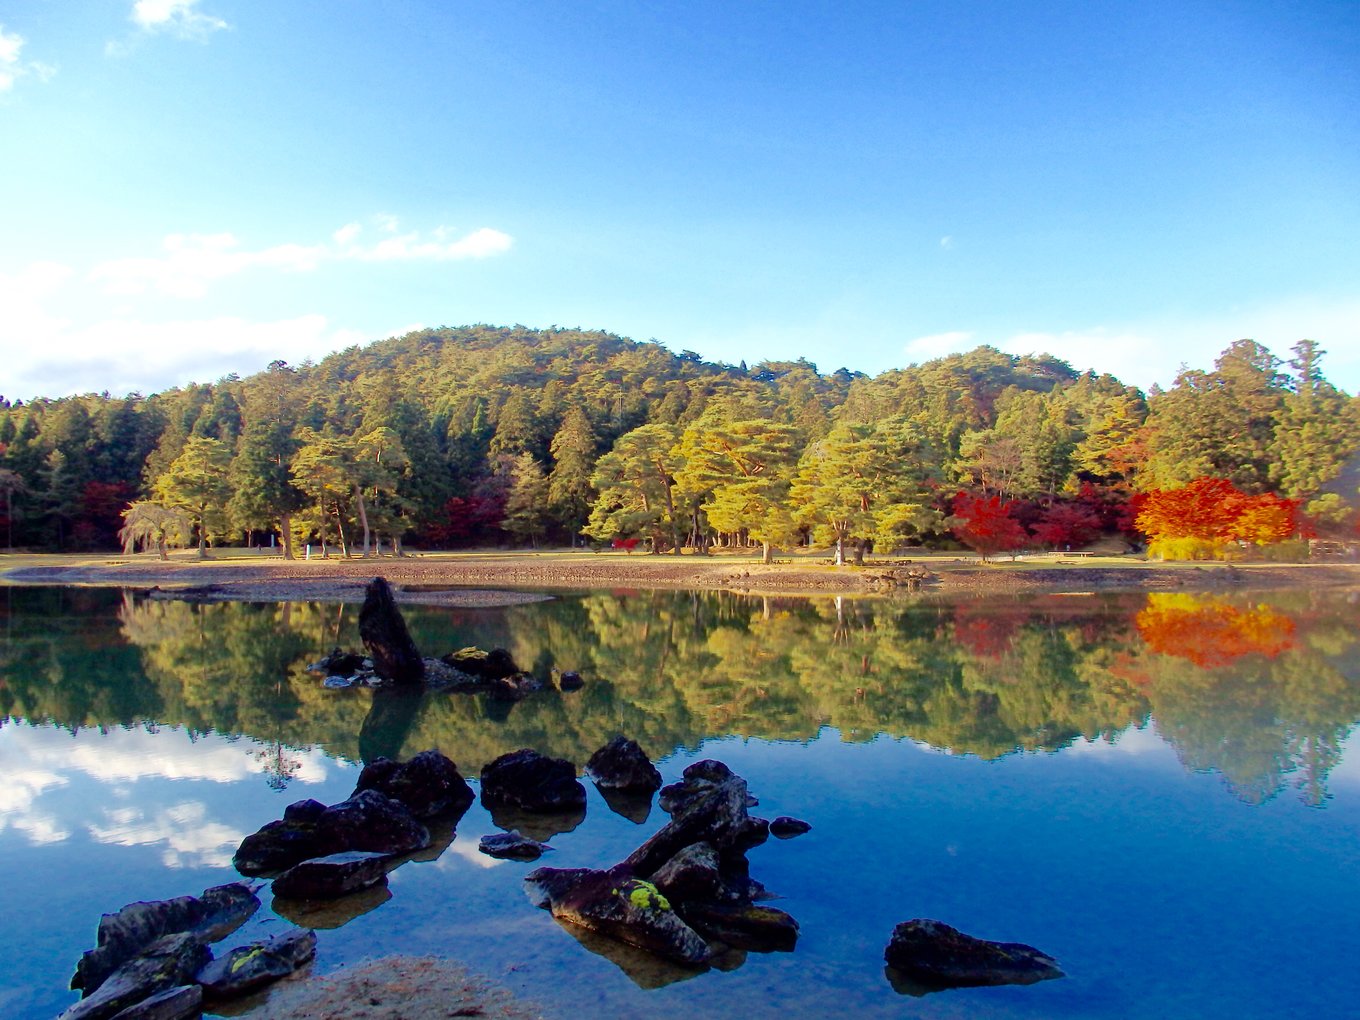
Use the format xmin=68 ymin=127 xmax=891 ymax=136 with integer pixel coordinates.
xmin=2 ymin=0 xmax=1357 ymax=400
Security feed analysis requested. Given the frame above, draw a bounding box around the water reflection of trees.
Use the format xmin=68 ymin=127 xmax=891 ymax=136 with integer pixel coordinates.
xmin=1128 ymin=592 xmax=1360 ymax=805
xmin=2 ymin=586 xmax=1358 ymax=805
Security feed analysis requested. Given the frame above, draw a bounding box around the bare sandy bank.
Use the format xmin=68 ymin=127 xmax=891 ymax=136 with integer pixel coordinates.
xmin=5 ymin=550 xmax=1359 ymax=603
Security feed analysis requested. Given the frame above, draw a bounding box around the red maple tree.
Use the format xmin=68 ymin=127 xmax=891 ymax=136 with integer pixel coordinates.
xmin=951 ymin=491 xmax=1029 ymax=561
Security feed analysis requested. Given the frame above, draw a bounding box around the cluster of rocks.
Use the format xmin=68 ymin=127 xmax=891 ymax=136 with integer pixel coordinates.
xmin=309 ymin=577 xmax=583 ymax=701
xmin=62 ymin=884 xmax=315 ymax=1020
xmin=525 ymin=756 xmax=805 ymax=970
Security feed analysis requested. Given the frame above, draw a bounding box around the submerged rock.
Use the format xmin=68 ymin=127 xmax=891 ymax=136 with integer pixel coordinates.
xmin=352 ymin=748 xmax=476 ymax=820
xmin=71 ymin=883 xmax=260 ymax=995
xmin=195 ymin=928 xmax=317 ymax=999
xmin=883 ymin=919 xmax=1063 ymax=992
xmin=61 ymin=933 xmax=210 ymax=1020
xmin=480 ymin=748 xmax=587 ymax=814
xmin=441 ymin=646 xmax=521 ymax=680
xmin=586 ymin=736 xmax=663 ymax=793
xmin=271 ymin=851 xmax=390 ymax=900
xmin=676 ymin=901 xmax=799 ymax=953
xmin=359 ymin=577 xmax=424 ymax=683
xmin=524 ymin=866 xmax=710 ymax=967
xmin=107 ymin=983 xmax=201 ymax=1020
xmin=479 ymin=830 xmax=553 ymax=861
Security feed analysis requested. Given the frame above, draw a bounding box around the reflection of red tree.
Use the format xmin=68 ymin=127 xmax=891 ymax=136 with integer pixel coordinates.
xmin=1135 ymin=594 xmax=1296 ymax=668
xmin=952 ymin=603 xmax=1023 ymax=660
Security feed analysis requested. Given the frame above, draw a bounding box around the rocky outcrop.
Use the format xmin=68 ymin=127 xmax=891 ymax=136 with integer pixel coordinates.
xmin=271 ymin=851 xmax=391 ymax=900
xmin=70 ymin=883 xmax=260 ymax=996
xmin=61 ymin=934 xmax=210 ymax=1020
xmin=883 ymin=919 xmax=1063 ymax=992
xmin=195 ymin=928 xmax=317 ymax=999
xmin=586 ymin=736 xmax=663 ymax=793
xmin=524 ymin=866 xmax=710 ymax=967
xmin=625 ymin=759 xmax=769 ymax=878
xmin=524 ymin=757 xmax=799 ymax=973
xmin=359 ymin=577 xmax=424 ymax=683
xmin=234 ymin=790 xmax=429 ymax=876
xmin=480 ymin=748 xmax=587 ymax=814
xmin=353 ymin=749 xmax=476 ymax=820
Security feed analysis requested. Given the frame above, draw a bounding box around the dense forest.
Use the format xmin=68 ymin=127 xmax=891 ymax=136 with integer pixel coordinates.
xmin=1 ymin=326 xmax=1357 ymax=560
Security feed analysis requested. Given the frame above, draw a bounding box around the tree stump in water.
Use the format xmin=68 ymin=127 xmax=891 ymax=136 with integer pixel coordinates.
xmin=359 ymin=577 xmax=425 ymax=684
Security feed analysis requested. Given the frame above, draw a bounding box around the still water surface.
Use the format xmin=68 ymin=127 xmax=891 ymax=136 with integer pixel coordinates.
xmin=2 ymin=585 xmax=1358 ymax=1018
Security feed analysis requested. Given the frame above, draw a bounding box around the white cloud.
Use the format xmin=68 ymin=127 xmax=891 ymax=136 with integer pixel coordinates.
xmin=0 ymin=23 xmax=57 ymax=91
xmin=903 ymin=330 xmax=975 ymax=362
xmin=89 ymin=222 xmax=514 ymax=297
xmin=131 ymin=0 xmax=228 ymax=39
xmin=7 ymin=312 xmax=371 ymax=397
xmin=939 ymin=235 xmax=954 ymax=250
xmin=89 ymin=799 xmax=244 ymax=867
xmin=901 ymin=296 xmax=1360 ymax=394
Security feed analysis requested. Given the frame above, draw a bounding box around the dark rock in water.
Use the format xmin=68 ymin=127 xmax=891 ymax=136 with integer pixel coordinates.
xmin=481 ymin=748 xmax=587 ymax=814
xmin=107 ymin=984 xmax=201 ymax=1020
xmin=359 ymin=577 xmax=424 ymax=683
xmin=235 ymin=790 xmax=429 ymax=876
xmin=314 ymin=789 xmax=431 ymax=856
xmin=353 ymin=748 xmax=476 ymax=820
xmin=586 ymin=736 xmax=663 ymax=793
xmin=883 ymin=919 xmax=1063 ymax=992
xmin=478 ymin=830 xmax=553 ymax=861
xmin=195 ymin=928 xmax=317 ymax=1000
xmin=487 ymin=672 xmax=544 ymax=701
xmin=271 ymin=851 xmax=390 ymax=900
xmin=556 ymin=670 xmax=584 ymax=691
xmin=308 ymin=647 xmax=365 ymax=676
xmin=651 ymin=842 xmax=725 ymax=903
xmin=677 ymin=901 xmax=799 ymax=953
xmin=283 ymin=799 xmax=328 ymax=825
xmin=71 ymin=883 xmax=260 ymax=995
xmin=441 ymin=645 xmax=520 ymax=680
xmin=61 ymin=934 xmax=210 ymax=1020
xmin=524 ymin=866 xmax=710 ymax=967
xmin=234 ymin=813 xmax=325 ymax=876
xmin=769 ymin=816 xmax=811 ymax=839
xmin=625 ymin=759 xmax=768 ymax=878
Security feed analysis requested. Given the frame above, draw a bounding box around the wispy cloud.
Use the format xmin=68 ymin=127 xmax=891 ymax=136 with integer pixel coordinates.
xmin=90 ymin=221 xmax=515 ymax=297
xmin=131 ymin=0 xmax=228 ymax=39
xmin=0 ymin=23 xmax=57 ymax=92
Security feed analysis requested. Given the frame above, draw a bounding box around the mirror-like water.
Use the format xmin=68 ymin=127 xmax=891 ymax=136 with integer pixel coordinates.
xmin=3 ymin=585 xmax=1358 ymax=1018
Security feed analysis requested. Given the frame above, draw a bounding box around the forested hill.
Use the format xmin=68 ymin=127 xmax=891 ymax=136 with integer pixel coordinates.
xmin=0 ymin=326 xmax=1356 ymax=557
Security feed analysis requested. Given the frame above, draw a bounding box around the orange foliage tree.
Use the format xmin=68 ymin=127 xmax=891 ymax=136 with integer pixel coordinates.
xmin=1135 ymin=477 xmax=1301 ymax=559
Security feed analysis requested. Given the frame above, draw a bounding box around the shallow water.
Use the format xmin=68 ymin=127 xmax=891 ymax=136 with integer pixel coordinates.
xmin=3 ymin=585 xmax=1358 ymax=1018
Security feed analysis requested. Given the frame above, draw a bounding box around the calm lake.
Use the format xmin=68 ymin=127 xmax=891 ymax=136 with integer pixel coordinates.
xmin=3 ymin=583 xmax=1359 ymax=1019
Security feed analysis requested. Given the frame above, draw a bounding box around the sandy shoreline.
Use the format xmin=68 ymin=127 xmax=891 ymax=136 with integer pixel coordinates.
xmin=5 ymin=551 xmax=1359 ymax=603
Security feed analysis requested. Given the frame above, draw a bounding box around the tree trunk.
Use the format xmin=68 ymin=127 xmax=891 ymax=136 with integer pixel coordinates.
xmin=853 ymin=540 xmax=866 ymax=566
xmin=354 ymin=484 xmax=372 ymax=557
xmin=762 ymin=540 xmax=773 ymax=564
xmin=335 ymin=505 xmax=350 ymax=558
xmin=279 ymin=512 xmax=295 ymax=560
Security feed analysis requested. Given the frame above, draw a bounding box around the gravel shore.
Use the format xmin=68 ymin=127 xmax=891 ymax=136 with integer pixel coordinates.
xmin=5 ymin=551 xmax=1358 ymax=603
